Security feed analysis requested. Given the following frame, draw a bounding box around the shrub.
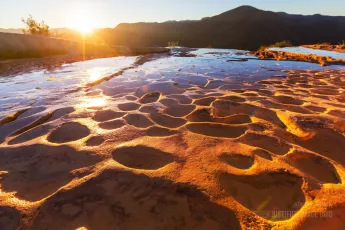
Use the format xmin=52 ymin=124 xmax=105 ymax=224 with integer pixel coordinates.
xmin=270 ymin=40 xmax=293 ymax=48
xmin=257 ymin=41 xmax=293 ymax=52
xmin=337 ymin=41 xmax=345 ymax=49
xmin=22 ymin=15 xmax=50 ymax=36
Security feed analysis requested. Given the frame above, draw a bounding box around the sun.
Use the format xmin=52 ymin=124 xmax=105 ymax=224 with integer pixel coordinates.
xmin=69 ymin=8 xmax=95 ymax=34
xmin=76 ymin=23 xmax=93 ymax=34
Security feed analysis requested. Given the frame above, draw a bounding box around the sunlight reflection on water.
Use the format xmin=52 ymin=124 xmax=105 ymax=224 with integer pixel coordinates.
xmin=87 ymin=67 xmax=106 ymax=82
xmin=78 ymin=97 xmax=107 ymax=109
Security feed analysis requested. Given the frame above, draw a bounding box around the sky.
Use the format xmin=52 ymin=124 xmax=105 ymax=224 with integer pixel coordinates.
xmin=1 ymin=0 xmax=345 ymax=29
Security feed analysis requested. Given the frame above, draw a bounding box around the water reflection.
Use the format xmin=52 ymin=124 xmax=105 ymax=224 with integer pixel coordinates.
xmin=1 ymin=48 xmax=344 ymax=118
xmin=79 ymin=97 xmax=107 ymax=109
xmin=88 ymin=67 xmax=105 ymax=82
xmin=0 ymin=57 xmax=137 ymax=116
xmin=269 ymin=47 xmax=345 ymax=60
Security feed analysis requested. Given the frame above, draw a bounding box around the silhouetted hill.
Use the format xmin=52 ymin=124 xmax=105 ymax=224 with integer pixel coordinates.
xmin=98 ymin=5 xmax=345 ymax=50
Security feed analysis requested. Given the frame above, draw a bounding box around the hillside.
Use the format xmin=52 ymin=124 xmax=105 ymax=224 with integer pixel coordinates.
xmin=0 ymin=28 xmax=23 ymax=34
xmin=99 ymin=5 xmax=345 ymax=50
xmin=0 ymin=32 xmax=116 ymax=60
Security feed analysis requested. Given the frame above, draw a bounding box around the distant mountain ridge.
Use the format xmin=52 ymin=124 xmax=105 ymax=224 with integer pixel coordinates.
xmin=0 ymin=28 xmax=23 ymax=34
xmin=3 ymin=6 xmax=345 ymax=50
xmin=99 ymin=5 xmax=345 ymax=50
xmin=0 ymin=28 xmax=86 ymax=36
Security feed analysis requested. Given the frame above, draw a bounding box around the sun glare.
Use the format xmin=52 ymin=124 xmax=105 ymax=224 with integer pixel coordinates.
xmin=88 ymin=68 xmax=105 ymax=81
xmin=79 ymin=97 xmax=107 ymax=109
xmin=77 ymin=23 xmax=93 ymax=34
xmin=69 ymin=8 xmax=95 ymax=34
